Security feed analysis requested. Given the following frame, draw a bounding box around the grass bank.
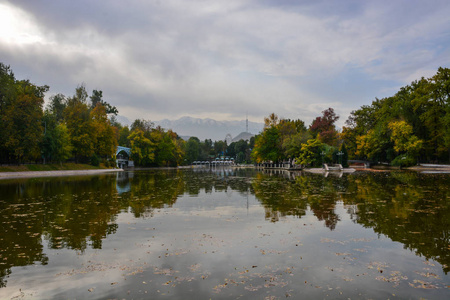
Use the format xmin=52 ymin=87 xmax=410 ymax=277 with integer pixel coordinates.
xmin=0 ymin=163 xmax=109 ymax=173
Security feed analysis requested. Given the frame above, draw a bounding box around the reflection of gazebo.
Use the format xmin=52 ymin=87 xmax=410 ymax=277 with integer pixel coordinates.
xmin=116 ymin=171 xmax=132 ymax=194
xmin=116 ymin=146 xmax=134 ymax=169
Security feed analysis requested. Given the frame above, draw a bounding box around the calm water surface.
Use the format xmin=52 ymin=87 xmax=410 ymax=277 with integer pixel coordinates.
xmin=0 ymin=168 xmax=449 ymax=299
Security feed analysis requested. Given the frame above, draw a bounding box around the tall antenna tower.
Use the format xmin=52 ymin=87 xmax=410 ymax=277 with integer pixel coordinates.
xmin=246 ymin=111 xmax=248 ymax=133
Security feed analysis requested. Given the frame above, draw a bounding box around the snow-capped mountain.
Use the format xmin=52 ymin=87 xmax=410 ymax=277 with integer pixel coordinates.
xmin=155 ymin=116 xmax=264 ymax=141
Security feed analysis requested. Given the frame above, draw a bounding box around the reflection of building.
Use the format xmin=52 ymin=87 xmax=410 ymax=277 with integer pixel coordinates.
xmin=192 ymin=157 xmax=235 ymax=166
xmin=116 ymin=146 xmax=134 ymax=169
xmin=116 ymin=171 xmax=132 ymax=194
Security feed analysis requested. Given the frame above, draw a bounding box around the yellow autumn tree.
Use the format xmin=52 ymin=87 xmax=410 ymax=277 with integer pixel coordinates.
xmin=388 ymin=120 xmax=423 ymax=157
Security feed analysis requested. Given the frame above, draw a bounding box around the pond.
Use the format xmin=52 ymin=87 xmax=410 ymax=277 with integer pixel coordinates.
xmin=0 ymin=168 xmax=449 ymax=299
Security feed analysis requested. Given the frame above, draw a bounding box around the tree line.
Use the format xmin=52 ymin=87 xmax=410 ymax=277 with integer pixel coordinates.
xmin=0 ymin=62 xmax=253 ymax=167
xmin=252 ymin=67 xmax=450 ymax=167
xmin=342 ymin=67 xmax=450 ymax=166
xmin=0 ymin=61 xmax=123 ymax=166
xmin=0 ymin=62 xmax=183 ymax=167
xmin=1 ymin=62 xmax=448 ymax=167
xmin=251 ymin=109 xmax=348 ymax=167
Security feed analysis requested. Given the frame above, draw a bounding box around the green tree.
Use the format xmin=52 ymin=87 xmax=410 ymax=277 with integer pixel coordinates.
xmin=41 ymin=110 xmax=58 ymax=163
xmin=90 ymin=89 xmax=118 ymax=115
xmin=201 ymin=139 xmax=213 ymax=159
xmin=129 ymin=129 xmax=155 ymax=166
xmin=118 ymin=126 xmax=131 ymax=147
xmin=232 ymin=139 xmax=249 ymax=163
xmin=252 ymin=113 xmax=284 ymax=163
xmin=131 ymin=119 xmax=154 ymax=132
xmin=185 ymin=137 xmax=200 ymax=164
xmin=214 ymin=140 xmax=227 ymax=157
xmin=339 ymin=142 xmax=349 ymax=167
xmin=388 ymin=120 xmax=423 ymax=162
xmin=343 ymin=104 xmax=378 ymax=159
xmin=3 ymin=80 xmax=48 ymax=162
xmin=226 ymin=141 xmax=237 ymax=158
xmin=64 ymin=86 xmax=95 ymax=162
xmin=412 ymin=68 xmax=450 ymax=160
xmin=296 ymin=138 xmax=323 ymax=167
xmin=282 ymin=119 xmax=310 ymax=160
xmin=47 ymin=93 xmax=66 ymax=123
xmin=251 ymin=125 xmax=281 ymax=163
xmin=152 ymin=127 xmax=177 ymax=167
xmin=53 ymin=124 xmax=73 ymax=164
xmin=90 ymin=103 xmax=118 ymax=158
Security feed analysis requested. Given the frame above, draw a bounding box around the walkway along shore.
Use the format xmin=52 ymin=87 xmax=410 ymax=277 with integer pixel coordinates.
xmin=0 ymin=168 xmax=123 ymax=180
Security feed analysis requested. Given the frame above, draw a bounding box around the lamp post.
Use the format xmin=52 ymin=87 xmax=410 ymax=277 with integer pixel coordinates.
xmin=321 ymin=151 xmax=325 ymax=167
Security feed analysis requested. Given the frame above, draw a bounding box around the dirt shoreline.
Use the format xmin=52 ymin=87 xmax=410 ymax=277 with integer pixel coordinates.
xmin=0 ymin=168 xmax=123 ymax=180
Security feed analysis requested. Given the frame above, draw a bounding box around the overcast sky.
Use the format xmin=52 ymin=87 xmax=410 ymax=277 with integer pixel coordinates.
xmin=1 ymin=0 xmax=449 ymax=127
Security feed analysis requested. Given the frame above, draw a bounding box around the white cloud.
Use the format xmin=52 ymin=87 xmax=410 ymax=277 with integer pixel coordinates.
xmin=0 ymin=3 xmax=44 ymax=45
xmin=2 ymin=0 xmax=450 ymax=127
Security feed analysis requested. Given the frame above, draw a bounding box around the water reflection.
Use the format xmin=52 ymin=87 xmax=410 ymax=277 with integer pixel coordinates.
xmin=0 ymin=169 xmax=449 ymax=293
xmin=116 ymin=171 xmax=132 ymax=194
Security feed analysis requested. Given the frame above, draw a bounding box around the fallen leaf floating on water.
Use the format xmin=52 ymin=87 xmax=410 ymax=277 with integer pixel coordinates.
xmin=409 ymin=280 xmax=438 ymax=289
xmin=342 ymin=276 xmax=353 ymax=282
xmin=321 ymin=238 xmax=345 ymax=245
xmin=415 ymin=271 xmax=439 ymax=279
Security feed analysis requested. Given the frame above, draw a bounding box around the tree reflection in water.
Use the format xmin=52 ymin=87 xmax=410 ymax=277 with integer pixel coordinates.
xmin=0 ymin=168 xmax=449 ymax=290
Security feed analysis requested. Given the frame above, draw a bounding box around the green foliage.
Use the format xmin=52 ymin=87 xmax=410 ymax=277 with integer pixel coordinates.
xmin=252 ymin=125 xmax=281 ymax=163
xmin=185 ymin=137 xmax=200 ymax=164
xmin=90 ymin=154 xmax=100 ymax=166
xmin=283 ymin=130 xmax=310 ymax=159
xmin=1 ymin=63 xmax=192 ymax=167
xmin=252 ymin=114 xmax=308 ymax=163
xmin=109 ymin=158 xmax=117 ymax=168
xmin=126 ymin=122 xmax=184 ymax=167
xmin=90 ymin=89 xmax=118 ymax=115
xmin=253 ymin=112 xmax=338 ymax=166
xmin=91 ymin=103 xmax=118 ymax=158
xmin=344 ymin=67 xmax=450 ymax=163
xmin=152 ymin=128 xmax=183 ymax=167
xmin=129 ymin=129 xmax=156 ymax=166
xmin=391 ymin=154 xmax=417 ymax=168
xmin=388 ymin=120 xmax=423 ymax=158
xmin=53 ymin=124 xmax=73 ymax=163
xmin=1 ymin=62 xmax=448 ymax=167
xmin=2 ymin=77 xmax=48 ymax=162
xmin=296 ymin=139 xmax=323 ymax=167
xmin=214 ymin=140 xmax=227 ymax=156
xmin=64 ymin=95 xmax=95 ymax=160
xmin=227 ymin=139 xmax=252 ymax=164
xmin=339 ymin=143 xmax=349 ymax=167
xmin=118 ymin=126 xmax=131 ymax=147
xmin=47 ymin=93 xmax=66 ymax=123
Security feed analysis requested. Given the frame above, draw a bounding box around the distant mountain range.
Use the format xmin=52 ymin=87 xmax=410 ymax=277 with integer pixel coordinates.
xmin=155 ymin=116 xmax=264 ymax=141
xmin=115 ymin=115 xmax=264 ymax=141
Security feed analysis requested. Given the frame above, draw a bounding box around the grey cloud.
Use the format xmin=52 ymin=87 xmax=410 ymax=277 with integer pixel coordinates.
xmin=2 ymin=0 xmax=450 ymax=126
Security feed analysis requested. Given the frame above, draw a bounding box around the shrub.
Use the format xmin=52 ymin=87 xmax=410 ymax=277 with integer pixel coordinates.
xmin=391 ymin=154 xmax=416 ymax=168
xmin=109 ymin=159 xmax=116 ymax=168
xmin=90 ymin=154 xmax=100 ymax=167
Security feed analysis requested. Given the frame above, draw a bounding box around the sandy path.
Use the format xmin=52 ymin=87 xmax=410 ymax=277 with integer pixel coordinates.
xmin=0 ymin=168 xmax=123 ymax=180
